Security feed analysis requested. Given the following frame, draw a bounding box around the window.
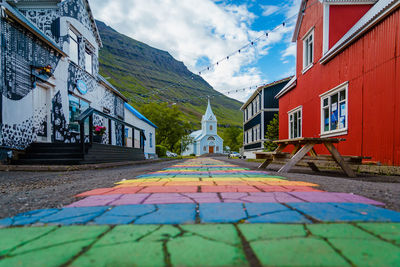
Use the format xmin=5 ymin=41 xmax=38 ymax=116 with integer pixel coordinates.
xmin=69 ymin=29 xmax=79 ymax=64
xmin=216 ymin=146 xmax=219 ymax=152
xmin=303 ymin=28 xmax=314 ymax=71
xmin=85 ymin=49 xmax=93 ymax=75
xmin=149 ymin=133 xmax=153 ymax=148
xmin=288 ymin=106 xmax=302 ymax=139
xmin=321 ymin=82 xmax=348 ymax=136
xmin=207 ymin=136 xmax=215 ymax=141
xmin=203 ymin=146 xmax=206 ymax=151
xmin=69 ymin=94 xmax=90 ymax=132
xmin=210 ymin=125 xmax=213 ymax=131
xmin=249 ymin=129 xmax=253 ymax=143
xmin=255 ymin=125 xmax=260 ymax=141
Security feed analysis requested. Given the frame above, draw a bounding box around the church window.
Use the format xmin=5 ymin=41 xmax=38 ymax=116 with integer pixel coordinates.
xmin=210 ymin=125 xmax=213 ymax=131
xmin=203 ymin=146 xmax=207 ymax=151
xmin=216 ymin=146 xmax=219 ymax=152
xmin=207 ymin=136 xmax=215 ymax=141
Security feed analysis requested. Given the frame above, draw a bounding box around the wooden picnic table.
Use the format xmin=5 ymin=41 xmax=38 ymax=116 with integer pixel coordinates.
xmin=257 ymin=137 xmax=356 ymax=177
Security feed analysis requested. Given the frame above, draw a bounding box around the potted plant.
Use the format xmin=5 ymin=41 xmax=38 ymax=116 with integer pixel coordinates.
xmin=93 ymin=125 xmax=106 ymax=143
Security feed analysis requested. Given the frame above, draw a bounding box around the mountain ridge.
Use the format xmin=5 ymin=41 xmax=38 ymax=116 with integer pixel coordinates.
xmin=96 ymin=20 xmax=243 ymax=128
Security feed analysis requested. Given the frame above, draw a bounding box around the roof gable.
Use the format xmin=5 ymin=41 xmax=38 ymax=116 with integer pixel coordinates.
xmin=321 ymin=0 xmax=400 ymax=63
xmin=241 ymin=76 xmax=293 ymax=109
xmin=61 ymin=0 xmax=102 ymax=47
xmin=292 ymin=0 xmax=377 ymax=42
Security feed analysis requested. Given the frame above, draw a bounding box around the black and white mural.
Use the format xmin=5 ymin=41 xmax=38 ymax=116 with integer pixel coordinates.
xmin=93 ymin=113 xmax=109 ymax=144
xmin=20 ymin=9 xmax=60 ymax=43
xmin=0 ymin=119 xmax=34 ymax=149
xmin=115 ymin=96 xmax=125 ymax=119
xmin=2 ymin=21 xmax=61 ymax=101
xmin=0 ymin=17 xmax=61 ymax=148
xmin=20 ymin=0 xmax=99 ymax=47
xmin=61 ymin=0 xmax=97 ymax=36
xmin=0 ymin=0 xmax=126 ymax=150
xmin=67 ymin=63 xmax=97 ymax=93
xmin=115 ymin=123 xmax=123 ymax=146
xmin=33 ymin=105 xmax=48 ymax=137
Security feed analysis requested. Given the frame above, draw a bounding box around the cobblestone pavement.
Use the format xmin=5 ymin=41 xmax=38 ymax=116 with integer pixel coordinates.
xmin=1 ymin=158 xmax=399 ymax=266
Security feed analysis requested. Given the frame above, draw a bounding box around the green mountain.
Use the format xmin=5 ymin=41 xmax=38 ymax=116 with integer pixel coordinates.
xmin=96 ymin=20 xmax=243 ymax=129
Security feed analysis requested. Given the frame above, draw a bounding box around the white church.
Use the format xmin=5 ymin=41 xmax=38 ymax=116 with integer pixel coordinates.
xmin=182 ymin=100 xmax=224 ymax=156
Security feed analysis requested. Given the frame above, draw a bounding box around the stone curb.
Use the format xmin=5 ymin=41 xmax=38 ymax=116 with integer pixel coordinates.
xmin=0 ymin=158 xmax=179 ymax=172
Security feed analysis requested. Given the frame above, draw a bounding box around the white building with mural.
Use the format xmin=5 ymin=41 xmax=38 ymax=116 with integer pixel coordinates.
xmin=182 ymin=100 xmax=223 ymax=156
xmin=0 ymin=0 xmax=154 ymax=164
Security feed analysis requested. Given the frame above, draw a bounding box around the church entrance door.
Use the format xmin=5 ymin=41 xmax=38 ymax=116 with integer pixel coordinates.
xmin=209 ymin=146 xmax=214 ymax=154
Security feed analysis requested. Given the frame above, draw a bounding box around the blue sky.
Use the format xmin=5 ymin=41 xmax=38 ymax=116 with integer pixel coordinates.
xmin=89 ymin=0 xmax=300 ymax=102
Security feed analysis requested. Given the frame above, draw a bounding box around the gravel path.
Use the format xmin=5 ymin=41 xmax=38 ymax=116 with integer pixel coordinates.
xmin=220 ymin=157 xmax=400 ymax=212
xmin=0 ymin=159 xmax=183 ymax=218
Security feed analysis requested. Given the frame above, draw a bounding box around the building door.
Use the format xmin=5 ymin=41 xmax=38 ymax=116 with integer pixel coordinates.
xmin=209 ymin=146 xmax=214 ymax=153
xmin=33 ymin=82 xmax=52 ymax=142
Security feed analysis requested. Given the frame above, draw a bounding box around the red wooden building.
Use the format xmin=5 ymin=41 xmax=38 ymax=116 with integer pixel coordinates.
xmin=276 ymin=0 xmax=400 ymax=166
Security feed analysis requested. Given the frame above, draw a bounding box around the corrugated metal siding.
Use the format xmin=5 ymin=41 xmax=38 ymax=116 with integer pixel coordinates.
xmin=244 ymin=142 xmax=262 ymax=150
xmin=263 ymin=83 xmax=286 ymax=108
xmin=244 ymin=113 xmax=261 ymax=131
xmin=279 ymin=3 xmax=400 ymax=165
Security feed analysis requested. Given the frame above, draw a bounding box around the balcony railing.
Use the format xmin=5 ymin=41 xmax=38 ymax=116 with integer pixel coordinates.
xmin=77 ymin=108 xmax=145 ymax=153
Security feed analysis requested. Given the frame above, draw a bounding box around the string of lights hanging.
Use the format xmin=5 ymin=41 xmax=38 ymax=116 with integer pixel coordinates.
xmin=196 ymin=0 xmax=319 ymax=76
xmin=128 ymin=0 xmax=318 ymax=104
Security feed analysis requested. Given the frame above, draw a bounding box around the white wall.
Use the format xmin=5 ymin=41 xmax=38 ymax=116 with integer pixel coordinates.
xmin=124 ymin=107 xmax=156 ymax=159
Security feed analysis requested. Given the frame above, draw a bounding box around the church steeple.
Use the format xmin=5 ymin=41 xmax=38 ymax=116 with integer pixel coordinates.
xmin=202 ymin=98 xmax=217 ymax=122
xmin=201 ymin=99 xmax=217 ymax=135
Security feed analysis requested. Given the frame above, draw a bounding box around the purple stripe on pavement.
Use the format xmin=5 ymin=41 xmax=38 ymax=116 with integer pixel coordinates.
xmin=66 ymin=191 xmax=384 ymax=207
xmin=289 ymin=192 xmax=385 ymax=205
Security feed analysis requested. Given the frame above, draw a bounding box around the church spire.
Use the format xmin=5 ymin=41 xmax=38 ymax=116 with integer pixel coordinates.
xmin=202 ymin=98 xmax=217 ymax=122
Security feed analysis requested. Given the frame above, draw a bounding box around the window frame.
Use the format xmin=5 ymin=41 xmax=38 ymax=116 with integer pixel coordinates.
xmin=320 ymin=82 xmax=349 ymax=137
xmin=149 ymin=132 xmax=153 ymax=148
xmin=68 ymin=93 xmax=90 ymax=133
xmin=69 ymin=28 xmax=79 ymax=64
xmin=302 ymin=27 xmax=314 ymax=72
xmin=85 ymin=49 xmax=93 ymax=75
xmin=288 ymin=106 xmax=302 ymax=139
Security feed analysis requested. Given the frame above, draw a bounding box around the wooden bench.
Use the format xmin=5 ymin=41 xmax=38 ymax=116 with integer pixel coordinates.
xmin=255 ymin=138 xmax=369 ymax=177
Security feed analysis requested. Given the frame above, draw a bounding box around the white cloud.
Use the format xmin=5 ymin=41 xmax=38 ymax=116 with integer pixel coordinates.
xmin=89 ymin=0 xmax=300 ymax=102
xmin=282 ymin=42 xmax=296 ymax=58
xmin=261 ymin=5 xmax=279 ymax=17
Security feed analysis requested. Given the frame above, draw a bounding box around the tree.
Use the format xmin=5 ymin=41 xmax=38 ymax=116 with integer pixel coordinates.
xmin=264 ymin=113 xmax=279 ymax=151
xmin=221 ymin=126 xmax=242 ymax=152
xmin=177 ymin=134 xmax=194 ymax=155
xmin=140 ymin=103 xmax=191 ymax=152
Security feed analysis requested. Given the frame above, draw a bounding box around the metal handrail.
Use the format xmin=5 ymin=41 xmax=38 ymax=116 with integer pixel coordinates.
xmin=77 ymin=108 xmax=144 ymax=133
xmin=76 ymin=107 xmax=145 ymax=153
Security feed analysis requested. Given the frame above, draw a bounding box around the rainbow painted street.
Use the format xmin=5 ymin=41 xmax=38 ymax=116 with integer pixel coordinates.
xmin=1 ymin=158 xmax=399 ymax=266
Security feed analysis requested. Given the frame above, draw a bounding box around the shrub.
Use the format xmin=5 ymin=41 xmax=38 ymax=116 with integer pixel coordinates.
xmin=156 ymin=145 xmax=167 ymax=157
xmin=264 ymin=113 xmax=279 ymax=151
